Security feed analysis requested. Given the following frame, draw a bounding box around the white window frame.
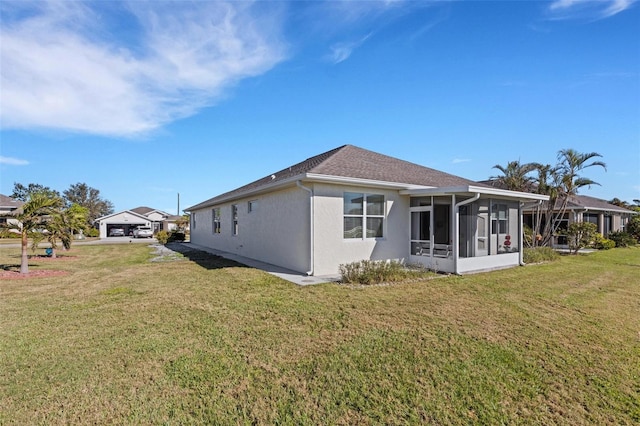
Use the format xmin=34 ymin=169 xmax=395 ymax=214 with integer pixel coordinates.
xmin=248 ymin=200 xmax=258 ymax=213
xmin=212 ymin=208 xmax=221 ymax=234
xmin=343 ymin=192 xmax=385 ymax=239
xmin=231 ymin=205 xmax=238 ymax=235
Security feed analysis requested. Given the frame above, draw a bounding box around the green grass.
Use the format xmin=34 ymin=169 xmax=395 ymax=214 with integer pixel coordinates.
xmin=1 ymin=244 xmax=639 ymax=424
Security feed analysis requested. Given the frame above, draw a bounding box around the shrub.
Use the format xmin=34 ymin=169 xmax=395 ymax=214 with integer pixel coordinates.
xmin=340 ymin=260 xmax=425 ymax=285
xmin=523 ymin=246 xmax=559 ymax=264
xmin=0 ymin=229 xmax=21 ymax=238
xmin=594 ymin=238 xmax=615 ymax=250
xmin=607 ymin=231 xmax=636 ymax=248
xmin=168 ymin=231 xmax=185 ymax=242
xmin=565 ymin=222 xmax=598 ymax=254
xmin=85 ymin=228 xmax=100 ymax=238
xmin=625 ymin=215 xmax=640 ymax=242
xmin=155 ymin=230 xmax=169 ymax=245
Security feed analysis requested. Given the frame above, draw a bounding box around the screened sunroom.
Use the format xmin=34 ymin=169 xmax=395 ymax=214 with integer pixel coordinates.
xmin=401 ymin=186 xmax=548 ymax=274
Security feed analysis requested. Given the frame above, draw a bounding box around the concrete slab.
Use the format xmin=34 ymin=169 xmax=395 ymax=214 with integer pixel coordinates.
xmin=171 ymin=242 xmax=341 ymax=286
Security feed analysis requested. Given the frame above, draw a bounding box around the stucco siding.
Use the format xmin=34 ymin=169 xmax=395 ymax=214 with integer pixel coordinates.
xmin=311 ymin=183 xmax=409 ymax=276
xmin=190 ymin=186 xmax=310 ymax=273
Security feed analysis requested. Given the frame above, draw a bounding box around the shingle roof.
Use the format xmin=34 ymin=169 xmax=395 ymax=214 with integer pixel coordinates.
xmin=482 ymin=180 xmax=637 ymax=214
xmin=130 ymin=206 xmax=154 ymax=215
xmin=0 ymin=194 xmax=24 ymax=209
xmin=189 ymin=145 xmax=486 ymax=210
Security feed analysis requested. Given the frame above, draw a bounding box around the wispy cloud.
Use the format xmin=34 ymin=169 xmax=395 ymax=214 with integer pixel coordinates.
xmin=452 ymin=158 xmax=471 ymax=164
xmin=547 ymin=0 xmax=636 ymax=20
xmin=328 ymin=33 xmax=372 ymax=64
xmin=0 ymin=156 xmax=29 ymax=166
xmin=0 ymin=1 xmax=287 ymax=137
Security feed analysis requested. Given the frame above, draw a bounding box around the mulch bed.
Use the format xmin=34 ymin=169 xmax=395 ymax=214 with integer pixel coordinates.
xmin=0 ymin=269 xmax=69 ymax=279
xmin=1 ymin=256 xmax=76 ymax=279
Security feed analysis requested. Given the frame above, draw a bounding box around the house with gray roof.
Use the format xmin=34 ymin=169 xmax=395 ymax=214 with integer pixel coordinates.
xmin=186 ymin=145 xmax=548 ymax=276
xmin=0 ymin=194 xmax=24 ymax=232
xmin=481 ymin=179 xmax=637 ymax=247
xmin=95 ymin=206 xmax=184 ymax=238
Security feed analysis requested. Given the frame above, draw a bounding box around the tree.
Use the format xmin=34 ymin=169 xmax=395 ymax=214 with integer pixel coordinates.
xmin=608 ymin=198 xmax=630 ymax=209
xmin=11 ymin=182 xmax=60 ymax=202
xmin=497 ymin=149 xmax=607 ymax=248
xmin=174 ymin=214 xmax=190 ymax=232
xmin=565 ymin=222 xmax=598 ymax=255
xmin=31 ymin=204 xmax=89 ymax=258
xmin=63 ymin=182 xmax=114 ymax=224
xmin=490 ymin=160 xmax=539 ymax=192
xmin=7 ymin=192 xmax=63 ymax=274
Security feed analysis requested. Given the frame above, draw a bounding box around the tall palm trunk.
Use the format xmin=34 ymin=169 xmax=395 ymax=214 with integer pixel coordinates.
xmin=20 ymin=228 xmax=29 ymax=274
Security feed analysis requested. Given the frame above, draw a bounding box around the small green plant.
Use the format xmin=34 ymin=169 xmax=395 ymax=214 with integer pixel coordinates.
xmin=523 ymin=246 xmax=559 ymax=263
xmin=607 ymin=231 xmax=636 ymax=248
xmin=155 ymin=230 xmax=169 ymax=245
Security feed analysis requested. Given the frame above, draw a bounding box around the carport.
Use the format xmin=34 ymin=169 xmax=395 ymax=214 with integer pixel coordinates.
xmin=95 ymin=210 xmax=151 ymax=239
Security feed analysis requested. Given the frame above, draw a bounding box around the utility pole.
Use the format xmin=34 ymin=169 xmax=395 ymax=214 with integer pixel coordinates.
xmin=177 ymin=193 xmax=180 ymax=215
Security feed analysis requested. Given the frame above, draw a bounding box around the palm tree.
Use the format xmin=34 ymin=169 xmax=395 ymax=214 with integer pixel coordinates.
xmin=556 ymin=149 xmax=606 ymax=197
xmin=536 ymin=149 xmax=606 ymax=246
xmin=518 ymin=150 xmax=606 ymax=247
xmin=490 ymin=160 xmax=539 ymax=192
xmin=8 ymin=192 xmax=63 ymax=274
xmin=31 ymin=204 xmax=88 ymax=258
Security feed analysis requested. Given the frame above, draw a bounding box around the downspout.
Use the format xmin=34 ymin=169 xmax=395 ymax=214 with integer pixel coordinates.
xmin=296 ymin=181 xmax=314 ymax=276
xmin=519 ymin=202 xmax=525 ymax=266
xmin=453 ymin=193 xmax=481 ymax=274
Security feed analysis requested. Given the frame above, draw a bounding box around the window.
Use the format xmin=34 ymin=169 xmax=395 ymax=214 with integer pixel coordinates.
xmin=192 ymin=212 xmax=196 ymax=230
xmin=343 ymin=192 xmax=384 ymax=239
xmin=212 ymin=208 xmax=221 ymax=234
xmin=231 ymin=205 xmax=238 ymax=235
xmin=248 ymin=200 xmax=258 ymax=213
xmin=491 ymin=204 xmax=508 ymax=234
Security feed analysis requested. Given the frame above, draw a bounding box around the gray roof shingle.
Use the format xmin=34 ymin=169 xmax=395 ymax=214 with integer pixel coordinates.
xmin=189 ymin=145 xmax=486 ymax=209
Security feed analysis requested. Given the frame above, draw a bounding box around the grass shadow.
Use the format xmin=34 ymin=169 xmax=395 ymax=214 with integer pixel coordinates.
xmin=164 ymin=243 xmax=246 ymax=270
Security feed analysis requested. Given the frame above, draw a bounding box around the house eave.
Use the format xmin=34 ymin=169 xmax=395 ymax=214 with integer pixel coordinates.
xmin=400 ymin=185 xmax=550 ymax=201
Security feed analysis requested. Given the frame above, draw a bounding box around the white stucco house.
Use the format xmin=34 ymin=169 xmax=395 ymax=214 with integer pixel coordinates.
xmin=95 ymin=210 xmax=152 ymax=238
xmin=186 ymin=145 xmax=549 ymax=276
xmin=95 ymin=206 xmax=185 ymax=238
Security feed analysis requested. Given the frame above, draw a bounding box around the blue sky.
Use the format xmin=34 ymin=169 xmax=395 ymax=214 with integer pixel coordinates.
xmin=1 ymin=0 xmax=639 ymax=214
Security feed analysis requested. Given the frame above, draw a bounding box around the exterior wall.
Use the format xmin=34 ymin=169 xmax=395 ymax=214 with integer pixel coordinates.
xmin=190 ymin=186 xmax=310 ymax=273
xmin=458 ymin=252 xmax=520 ymax=274
xmin=311 ymin=183 xmax=409 ymax=276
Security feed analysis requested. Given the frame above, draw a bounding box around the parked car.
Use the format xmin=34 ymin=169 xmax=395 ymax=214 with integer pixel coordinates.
xmin=109 ymin=228 xmax=125 ymax=237
xmin=133 ymin=226 xmax=153 ymax=238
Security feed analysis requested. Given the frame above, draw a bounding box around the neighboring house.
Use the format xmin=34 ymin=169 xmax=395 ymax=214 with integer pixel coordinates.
xmin=130 ymin=207 xmax=184 ymax=233
xmin=0 ymin=194 xmax=24 ymax=232
xmin=186 ymin=145 xmax=548 ymax=276
xmin=95 ymin=210 xmax=152 ymax=238
xmin=481 ymin=180 xmax=637 ymax=247
xmin=95 ymin=206 xmax=185 ymax=238
xmin=523 ymin=194 xmax=637 ymax=247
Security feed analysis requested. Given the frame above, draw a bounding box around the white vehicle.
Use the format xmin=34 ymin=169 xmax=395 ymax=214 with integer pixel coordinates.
xmin=133 ymin=226 xmax=153 ymax=238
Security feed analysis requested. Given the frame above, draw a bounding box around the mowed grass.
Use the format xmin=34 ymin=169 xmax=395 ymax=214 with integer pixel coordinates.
xmin=1 ymin=244 xmax=638 ymax=425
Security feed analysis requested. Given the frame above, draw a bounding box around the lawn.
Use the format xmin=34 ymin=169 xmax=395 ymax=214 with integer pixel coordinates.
xmin=1 ymin=243 xmax=638 ymax=425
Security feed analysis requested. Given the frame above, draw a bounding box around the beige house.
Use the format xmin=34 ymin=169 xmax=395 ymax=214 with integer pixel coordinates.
xmin=95 ymin=206 xmax=184 ymax=238
xmin=523 ymin=194 xmax=637 ymax=247
xmin=186 ymin=145 xmax=548 ymax=276
xmin=0 ymin=194 xmax=24 ymax=232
